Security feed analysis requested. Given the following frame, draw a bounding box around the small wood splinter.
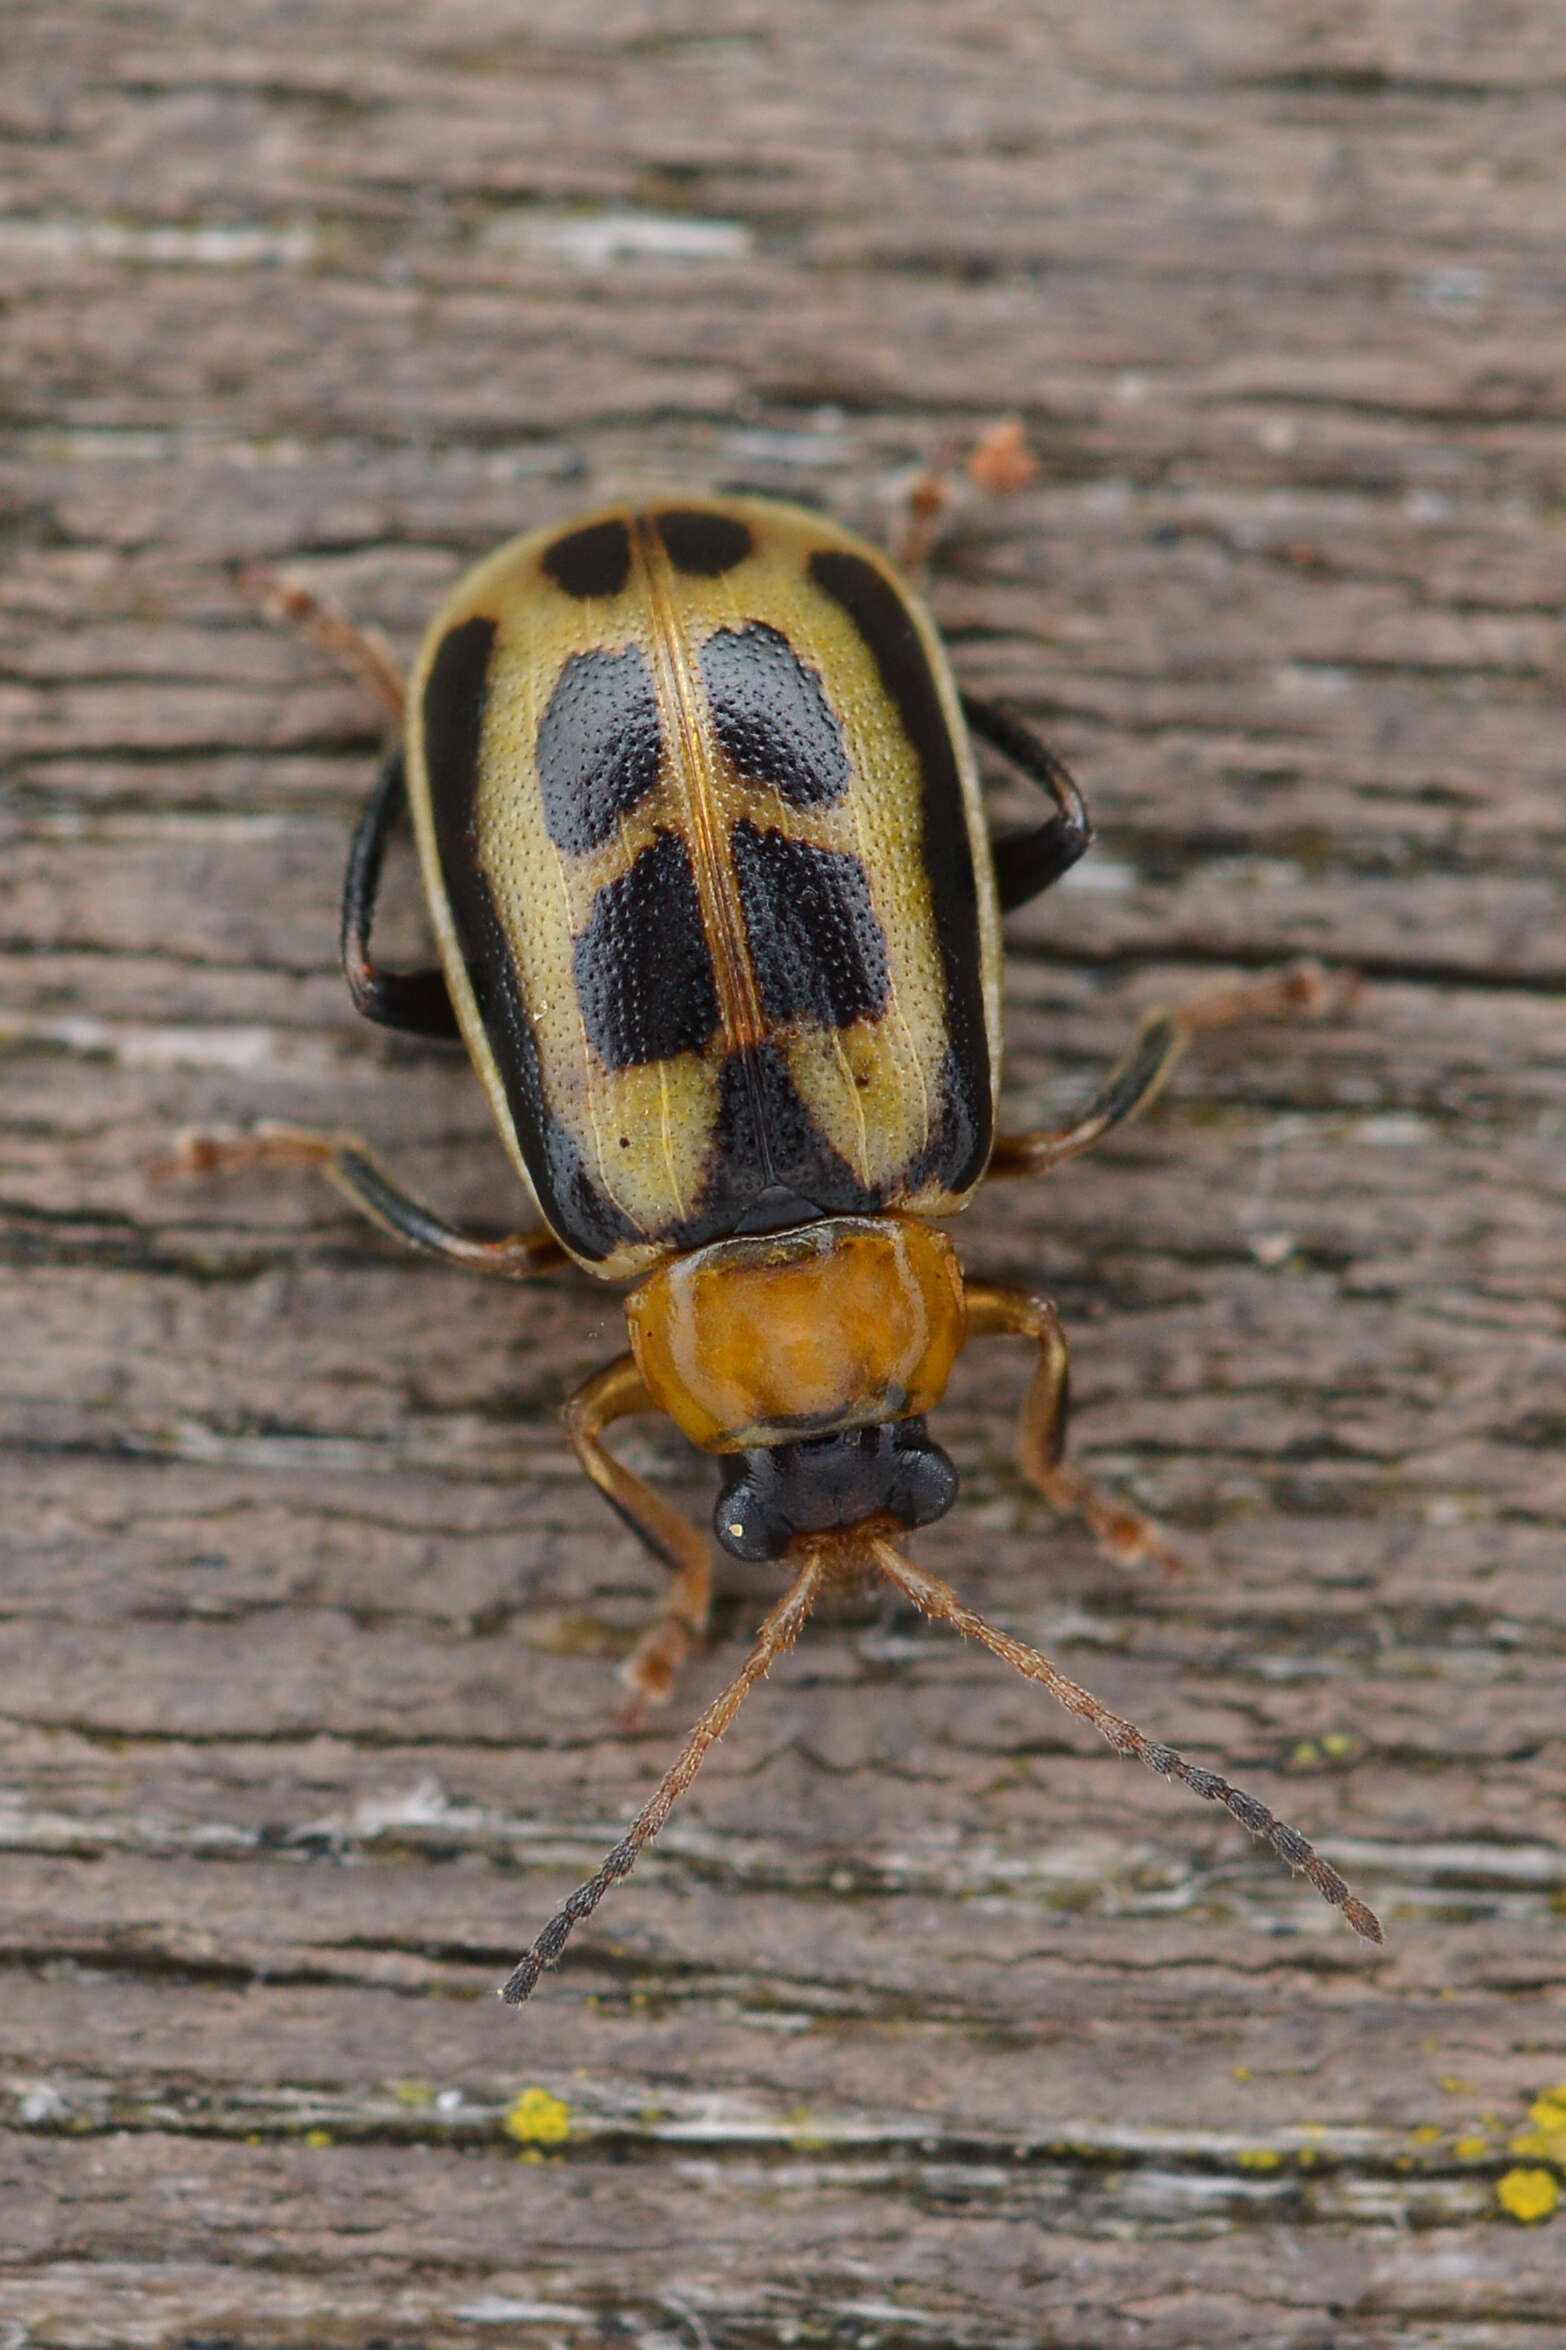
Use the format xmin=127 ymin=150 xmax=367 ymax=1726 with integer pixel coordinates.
xmin=499 ymin=1534 xmax=1382 ymax=2006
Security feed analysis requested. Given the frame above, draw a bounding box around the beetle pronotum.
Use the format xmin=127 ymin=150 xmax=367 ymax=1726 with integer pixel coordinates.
xmin=182 ymin=494 xmax=1381 ymax=2000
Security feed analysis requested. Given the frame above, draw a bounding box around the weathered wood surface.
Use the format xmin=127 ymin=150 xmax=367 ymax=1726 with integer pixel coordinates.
xmin=4 ymin=4 xmax=1565 ymax=2344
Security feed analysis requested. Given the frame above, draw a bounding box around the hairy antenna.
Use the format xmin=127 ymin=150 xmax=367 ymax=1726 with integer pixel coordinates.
xmin=499 ymin=1547 xmax=828 ymax=2005
xmin=869 ymin=1535 xmax=1382 ymax=1942
xmin=499 ymin=1528 xmax=1381 ymax=2005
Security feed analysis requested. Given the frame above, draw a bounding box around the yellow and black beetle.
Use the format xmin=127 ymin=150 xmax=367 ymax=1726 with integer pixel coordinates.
xmin=190 ymin=494 xmax=1381 ymax=1999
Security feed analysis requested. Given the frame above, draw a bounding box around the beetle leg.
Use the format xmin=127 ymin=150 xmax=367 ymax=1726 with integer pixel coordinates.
xmin=246 ymin=567 xmax=457 ymax=1039
xmin=242 ymin=562 xmax=406 ymax=726
xmin=963 ymin=1279 xmax=1182 ymax=1573
xmin=564 ymin=1355 xmax=713 ymax=1712
xmin=162 ymin=1122 xmax=567 ymax=1277
xmin=341 ymin=747 xmax=461 ymax=1039
xmin=989 ymin=959 xmax=1341 ymax=1180
xmin=961 ymin=692 xmax=1093 ymax=914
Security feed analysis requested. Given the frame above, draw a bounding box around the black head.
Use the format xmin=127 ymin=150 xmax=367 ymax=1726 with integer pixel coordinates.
xmin=713 ymin=1417 xmax=958 ymax=1562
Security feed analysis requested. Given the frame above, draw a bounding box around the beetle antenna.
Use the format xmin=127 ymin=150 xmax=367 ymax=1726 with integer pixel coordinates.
xmin=867 ymin=1534 xmax=1382 ymax=1944
xmin=499 ymin=1545 xmax=829 ymax=2006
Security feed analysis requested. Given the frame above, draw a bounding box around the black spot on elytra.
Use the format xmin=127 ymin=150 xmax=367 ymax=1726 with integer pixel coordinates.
xmin=654 ymin=508 xmax=754 ymax=577
xmin=541 ymin=517 xmax=632 ymax=600
xmin=422 ymin=616 xmax=636 ymax=1263
xmin=714 ymin=1040 xmax=818 ymax=1181
xmin=573 ymin=830 xmax=720 ymax=1069
xmin=669 ymin=1042 xmax=881 ymax=1250
xmin=700 ymin=623 xmax=850 ymax=807
xmin=731 ymin=821 xmax=887 ymax=1029
xmin=536 ymin=646 xmax=663 ymax=855
xmin=808 ymin=547 xmax=992 ymax=1189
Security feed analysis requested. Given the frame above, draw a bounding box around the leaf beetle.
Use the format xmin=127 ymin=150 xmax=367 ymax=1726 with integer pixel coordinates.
xmin=184 ymin=491 xmax=1381 ymax=1999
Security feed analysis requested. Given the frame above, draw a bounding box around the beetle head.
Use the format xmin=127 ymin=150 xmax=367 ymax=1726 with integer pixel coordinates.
xmin=712 ymin=1418 xmax=958 ymax=1560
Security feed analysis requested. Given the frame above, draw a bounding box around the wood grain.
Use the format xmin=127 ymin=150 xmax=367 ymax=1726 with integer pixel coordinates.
xmin=4 ymin=5 xmax=1565 ymax=2343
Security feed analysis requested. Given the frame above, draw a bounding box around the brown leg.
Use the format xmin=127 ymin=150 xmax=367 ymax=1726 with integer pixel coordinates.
xmin=892 ymin=416 xmax=1038 ymax=574
xmin=564 ymin=1355 xmax=714 ymax=1713
xmin=159 ymin=1122 xmax=566 ymax=1278
xmin=240 ymin=564 xmax=406 ymax=725
xmin=964 ymin=1279 xmax=1181 ymax=1573
xmin=989 ymin=958 xmax=1343 ymax=1181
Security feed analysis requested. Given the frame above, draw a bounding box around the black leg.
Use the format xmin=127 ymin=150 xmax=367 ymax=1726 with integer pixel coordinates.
xmin=166 ymin=1122 xmax=567 ymax=1278
xmin=341 ymin=748 xmax=462 ymax=1040
xmin=989 ymin=960 xmax=1339 ymax=1182
xmin=961 ymin=691 xmax=1093 ymax=913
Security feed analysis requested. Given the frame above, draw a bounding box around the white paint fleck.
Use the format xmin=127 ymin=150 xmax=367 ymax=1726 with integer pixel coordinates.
xmin=1328 ymin=1836 xmax=1565 ymax=1888
xmin=454 ymin=2299 xmax=594 ymax=2325
xmin=1354 ymin=1114 xmax=1433 ymax=1147
xmin=1199 ymin=855 xmax=1304 ymax=891
xmin=485 ymin=209 xmax=752 ymax=267
xmin=1272 ymin=661 xmax=1352 ymax=699
xmin=1416 ymin=265 xmax=1489 ymax=312
xmin=19 ymin=2084 xmax=71 ymax=2124
xmin=1057 ymin=852 xmax=1135 ymax=894
xmin=0 ymin=1014 xmax=337 ymax=1077
xmin=724 ymin=424 xmax=856 ymax=466
xmin=351 ymin=1778 xmax=485 ymax=1838
xmin=0 ymin=216 xmax=315 ymax=266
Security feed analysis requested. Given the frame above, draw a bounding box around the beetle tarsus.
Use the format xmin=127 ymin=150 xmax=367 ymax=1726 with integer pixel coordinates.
xmin=616 ymin=1612 xmax=695 ymax=1717
xmin=240 ymin=560 xmax=406 ymax=724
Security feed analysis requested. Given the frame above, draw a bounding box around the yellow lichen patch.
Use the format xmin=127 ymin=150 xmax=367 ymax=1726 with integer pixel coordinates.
xmin=1497 ymin=2168 xmax=1559 ymax=2224
xmin=1529 ymin=2084 xmax=1566 ymax=2128
xmin=1408 ymin=2124 xmax=1444 ymax=2145
xmin=1231 ymin=2066 xmax=1252 ymax=2084
xmin=785 ymin=2106 xmax=833 ymax=2155
xmin=391 ymin=2078 xmax=434 ymax=2108
xmin=304 ymin=2128 xmax=332 ymax=2149
xmin=503 ymin=2087 xmax=571 ymax=2147
xmin=1453 ymin=2136 xmax=1490 ymax=2161
xmin=1235 ymin=2148 xmax=1283 ymax=2172
xmin=1508 ymin=2083 xmax=1566 ymax=2167
xmin=1440 ymin=2076 xmax=1475 ymax=2095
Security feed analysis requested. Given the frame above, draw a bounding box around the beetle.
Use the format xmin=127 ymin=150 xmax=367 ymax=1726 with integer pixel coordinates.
xmin=186 ymin=493 xmax=1381 ymax=1999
